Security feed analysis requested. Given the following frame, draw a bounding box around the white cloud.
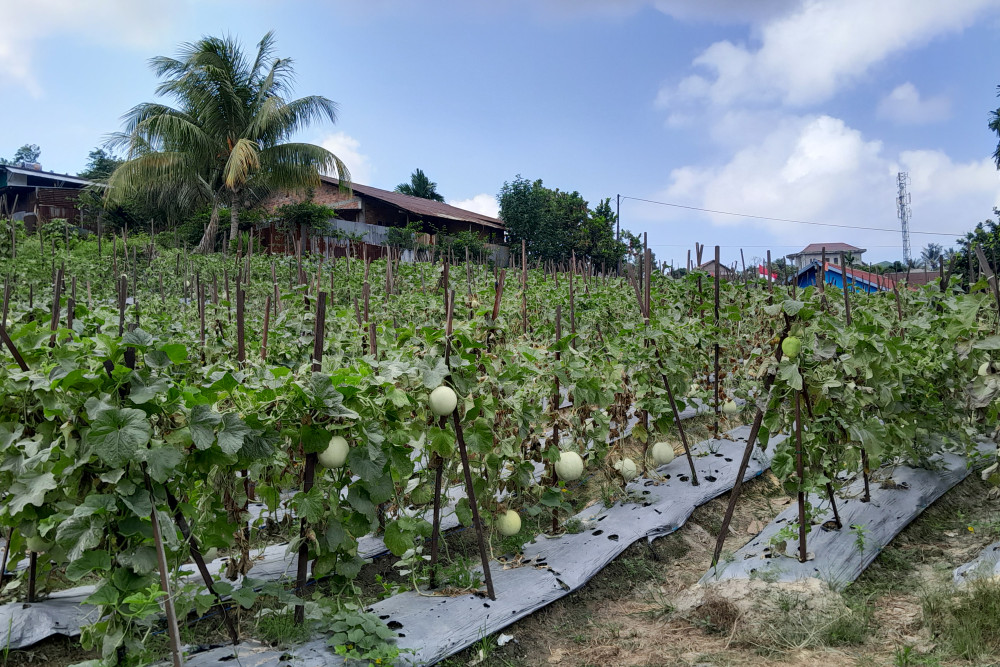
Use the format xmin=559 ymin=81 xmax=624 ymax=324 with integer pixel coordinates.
xmin=655 ymin=114 xmax=1000 ymax=251
xmin=876 ymin=82 xmax=951 ymax=125
xmin=658 ymin=0 xmax=1000 ymax=110
xmin=0 ymin=0 xmax=179 ymax=96
xmin=320 ymin=132 xmax=374 ymax=185
xmin=448 ymin=193 xmax=499 ymax=218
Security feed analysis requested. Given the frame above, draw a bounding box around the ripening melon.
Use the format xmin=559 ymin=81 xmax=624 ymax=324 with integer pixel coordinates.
xmin=318 ymin=436 xmax=349 ymax=468
xmin=782 ymin=336 xmax=802 ymax=360
xmin=554 ymin=451 xmax=584 ymax=481
xmin=615 ymin=457 xmax=638 ymax=482
xmin=429 ymin=386 xmax=458 ymax=416
xmin=496 ymin=510 xmax=521 ymax=536
xmin=651 ymin=441 xmax=675 ymax=466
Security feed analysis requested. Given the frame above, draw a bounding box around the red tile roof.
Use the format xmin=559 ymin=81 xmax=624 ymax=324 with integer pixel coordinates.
xmin=791 ymin=242 xmax=864 ymax=255
xmin=825 ymin=262 xmax=895 ymax=290
xmin=320 ymin=176 xmax=504 ymax=230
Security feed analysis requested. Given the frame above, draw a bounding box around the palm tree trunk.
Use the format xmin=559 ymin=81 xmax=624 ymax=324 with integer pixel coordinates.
xmin=195 ymin=200 xmax=221 ymax=254
xmin=229 ymin=201 xmax=240 ymax=242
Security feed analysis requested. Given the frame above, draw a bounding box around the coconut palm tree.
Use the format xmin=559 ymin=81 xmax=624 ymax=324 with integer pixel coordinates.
xmin=991 ymin=84 xmax=1000 ymax=169
xmin=107 ymin=32 xmax=349 ymax=253
xmin=394 ymin=168 xmax=445 ymax=202
xmin=921 ymin=243 xmax=943 ymax=268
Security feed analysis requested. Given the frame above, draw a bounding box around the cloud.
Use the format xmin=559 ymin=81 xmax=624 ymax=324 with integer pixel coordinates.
xmin=658 ymin=0 xmax=1000 ymax=110
xmin=0 ymin=0 xmax=180 ymax=96
xmin=448 ymin=193 xmax=499 ymax=218
xmin=654 ymin=114 xmax=1000 ymax=252
xmin=876 ymin=82 xmax=951 ymax=125
xmin=320 ymin=132 xmax=373 ymax=185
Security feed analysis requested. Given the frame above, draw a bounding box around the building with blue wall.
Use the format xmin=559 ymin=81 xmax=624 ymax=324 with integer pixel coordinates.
xmin=793 ymin=260 xmax=895 ymax=293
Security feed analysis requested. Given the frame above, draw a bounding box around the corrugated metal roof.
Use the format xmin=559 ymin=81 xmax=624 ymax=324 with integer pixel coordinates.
xmin=790 ymin=242 xmax=865 ymax=256
xmin=0 ymin=165 xmax=93 ymax=187
xmin=795 ymin=260 xmax=895 ymax=290
xmin=320 ymin=177 xmax=504 ymax=230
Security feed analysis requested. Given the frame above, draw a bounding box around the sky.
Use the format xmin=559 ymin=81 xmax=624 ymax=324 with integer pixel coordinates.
xmin=2 ymin=0 xmax=999 ymax=267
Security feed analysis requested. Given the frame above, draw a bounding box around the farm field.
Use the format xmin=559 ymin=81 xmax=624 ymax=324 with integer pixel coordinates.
xmin=0 ymin=227 xmax=998 ymax=667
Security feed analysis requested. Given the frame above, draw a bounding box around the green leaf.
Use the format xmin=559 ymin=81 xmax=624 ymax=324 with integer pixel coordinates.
xmin=189 ymin=404 xmax=221 ymax=450
xmin=137 ymin=445 xmax=184 ymax=483
xmin=230 ymin=586 xmax=257 ymax=609
xmin=217 ymin=413 xmax=250 ymax=455
xmin=455 ymin=497 xmax=473 ymax=527
xmin=8 ymin=470 xmax=57 ymax=515
xmin=129 ymin=370 xmax=169 ymax=404
xmin=122 ymin=328 xmax=154 ymax=347
xmin=782 ymin=300 xmax=805 ymax=316
xmin=419 ymin=357 xmax=450 ymax=389
xmin=88 ymin=407 xmax=151 ymax=468
xmin=161 ymin=343 xmax=188 ymax=364
xmin=777 ymin=361 xmax=803 ymax=391
xmin=974 ymin=335 xmax=1000 ymax=350
xmin=383 ymin=519 xmax=414 ymax=557
xmin=301 ymin=424 xmax=333 ymax=454
xmin=58 ymin=514 xmax=104 ymax=561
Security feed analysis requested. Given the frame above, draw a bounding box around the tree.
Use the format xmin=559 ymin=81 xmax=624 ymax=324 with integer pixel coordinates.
xmin=78 ymin=148 xmax=123 ymax=182
xmin=498 ymin=175 xmax=627 ymax=265
xmin=0 ymin=144 xmax=41 ymax=166
xmin=394 ymin=168 xmax=444 ymax=202
xmin=920 ymin=242 xmax=943 ymax=268
xmin=107 ymin=31 xmax=349 ymax=253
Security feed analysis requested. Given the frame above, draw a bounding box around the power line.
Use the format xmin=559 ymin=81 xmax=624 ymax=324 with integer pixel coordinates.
xmin=620 ymin=195 xmax=958 ymax=238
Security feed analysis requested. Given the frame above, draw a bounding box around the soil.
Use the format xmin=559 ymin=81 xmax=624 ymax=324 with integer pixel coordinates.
xmin=439 ymin=471 xmax=1000 ymax=667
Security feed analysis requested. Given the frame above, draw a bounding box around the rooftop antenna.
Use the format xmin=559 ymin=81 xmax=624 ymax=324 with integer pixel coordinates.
xmin=896 ymin=172 xmax=912 ymax=264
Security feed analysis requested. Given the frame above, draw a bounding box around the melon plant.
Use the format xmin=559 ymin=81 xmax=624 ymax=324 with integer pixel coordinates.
xmin=554 ymin=451 xmax=584 ymax=481
xmin=318 ymin=435 xmax=350 ymax=468
xmin=429 ymin=385 xmax=458 ymax=416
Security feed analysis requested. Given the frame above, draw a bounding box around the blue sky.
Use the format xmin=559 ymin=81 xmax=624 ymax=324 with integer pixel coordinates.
xmin=2 ymin=0 xmax=999 ymax=267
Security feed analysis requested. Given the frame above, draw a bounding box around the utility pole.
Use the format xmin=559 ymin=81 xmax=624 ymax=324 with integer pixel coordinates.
xmin=897 ymin=172 xmax=912 ymax=265
xmin=616 ymin=194 xmax=620 ymax=241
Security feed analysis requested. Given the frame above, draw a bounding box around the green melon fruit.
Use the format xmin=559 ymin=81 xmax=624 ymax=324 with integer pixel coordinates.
xmin=651 ymin=441 xmax=675 ymax=466
xmin=496 ymin=510 xmax=521 ymax=536
xmin=318 ymin=435 xmax=349 ymax=468
xmin=615 ymin=457 xmax=638 ymax=482
xmin=554 ymin=451 xmax=584 ymax=481
xmin=429 ymin=386 xmax=458 ymax=416
xmin=782 ymin=336 xmax=802 ymax=359
xmin=722 ymin=400 xmax=740 ymax=415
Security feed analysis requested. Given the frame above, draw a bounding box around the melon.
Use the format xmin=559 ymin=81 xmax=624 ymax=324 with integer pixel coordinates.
xmin=782 ymin=336 xmax=802 ymax=360
xmin=554 ymin=451 xmax=584 ymax=481
xmin=429 ymin=386 xmax=458 ymax=416
xmin=651 ymin=441 xmax=675 ymax=466
xmin=318 ymin=435 xmax=349 ymax=468
xmin=615 ymin=457 xmax=638 ymax=482
xmin=496 ymin=510 xmax=521 ymax=536
xmin=722 ymin=400 xmax=740 ymax=415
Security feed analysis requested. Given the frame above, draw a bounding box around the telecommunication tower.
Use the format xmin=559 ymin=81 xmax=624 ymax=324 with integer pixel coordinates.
xmin=896 ymin=172 xmax=912 ymax=264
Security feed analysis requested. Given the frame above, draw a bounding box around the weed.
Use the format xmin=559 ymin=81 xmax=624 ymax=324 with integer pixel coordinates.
xmin=564 ymin=518 xmax=584 ymax=534
xmin=851 ymin=523 xmax=869 ymax=552
xmin=920 ymin=579 xmax=1000 ymax=663
xmin=255 ymin=608 xmax=311 ymax=647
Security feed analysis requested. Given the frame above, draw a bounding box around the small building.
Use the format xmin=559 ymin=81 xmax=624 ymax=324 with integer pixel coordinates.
xmin=0 ymin=164 xmax=93 ymax=229
xmin=793 ymin=260 xmax=895 ymax=293
xmin=787 ymin=243 xmax=866 ymax=270
xmin=266 ymin=176 xmax=505 ymax=245
xmin=697 ymin=259 xmax=735 ymax=279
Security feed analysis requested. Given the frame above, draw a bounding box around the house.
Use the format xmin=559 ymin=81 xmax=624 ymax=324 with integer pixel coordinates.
xmin=697 ymin=259 xmax=735 ymax=279
xmin=793 ymin=260 xmax=894 ymax=293
xmin=787 ymin=243 xmax=865 ymax=270
xmin=265 ymin=176 xmax=505 ymax=250
xmin=0 ymin=164 xmax=93 ymax=230
xmin=884 ymin=270 xmax=938 ymax=287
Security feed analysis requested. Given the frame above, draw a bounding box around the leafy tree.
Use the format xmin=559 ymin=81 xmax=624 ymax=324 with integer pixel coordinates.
xmin=950 ymin=213 xmax=1000 ymax=289
xmin=107 ymin=31 xmax=349 ymax=253
xmin=274 ymin=198 xmax=335 ymax=234
xmin=0 ymin=144 xmax=41 ymax=166
xmin=394 ymin=168 xmax=444 ymax=202
xmin=498 ymin=175 xmax=626 ymax=265
xmin=78 ymin=148 xmax=123 ymax=182
xmin=921 ymin=242 xmax=943 ymax=268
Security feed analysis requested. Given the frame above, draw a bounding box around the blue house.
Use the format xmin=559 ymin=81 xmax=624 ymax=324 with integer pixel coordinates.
xmin=793 ymin=260 xmax=894 ymax=293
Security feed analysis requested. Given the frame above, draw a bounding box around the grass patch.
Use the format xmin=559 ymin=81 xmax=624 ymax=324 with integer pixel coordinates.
xmin=921 ymin=579 xmax=1000 ymax=663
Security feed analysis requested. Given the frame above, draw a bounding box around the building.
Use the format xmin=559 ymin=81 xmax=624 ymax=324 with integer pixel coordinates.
xmin=787 ymin=243 xmax=866 ymax=270
xmin=265 ymin=176 xmax=505 ymax=247
xmin=793 ymin=260 xmax=895 ymax=293
xmin=697 ymin=259 xmax=735 ymax=279
xmin=0 ymin=164 xmax=93 ymax=229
